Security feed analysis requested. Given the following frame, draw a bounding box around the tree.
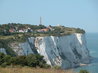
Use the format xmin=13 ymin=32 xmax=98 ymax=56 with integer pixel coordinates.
xmin=0 ymin=53 xmax=5 ymax=65
xmin=0 ymin=53 xmax=49 ymax=68
xmin=26 ymin=54 xmax=38 ymax=67
xmin=9 ymin=57 xmax=16 ymax=65
xmin=15 ymin=56 xmax=27 ymax=66
xmin=3 ymin=55 xmax=11 ymax=65
xmin=26 ymin=54 xmax=47 ymax=67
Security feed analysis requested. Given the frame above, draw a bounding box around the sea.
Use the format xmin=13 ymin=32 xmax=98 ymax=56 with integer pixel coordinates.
xmin=74 ymin=33 xmax=98 ymax=73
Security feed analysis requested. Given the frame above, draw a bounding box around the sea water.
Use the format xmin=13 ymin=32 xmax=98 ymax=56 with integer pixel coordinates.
xmin=74 ymin=33 xmax=98 ymax=73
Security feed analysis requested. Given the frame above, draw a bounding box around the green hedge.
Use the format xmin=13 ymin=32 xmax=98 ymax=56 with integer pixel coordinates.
xmin=0 ymin=53 xmax=50 ymax=68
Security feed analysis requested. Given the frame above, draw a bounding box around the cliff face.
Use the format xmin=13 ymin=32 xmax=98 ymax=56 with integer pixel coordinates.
xmin=0 ymin=48 xmax=6 ymax=54
xmin=0 ymin=33 xmax=90 ymax=69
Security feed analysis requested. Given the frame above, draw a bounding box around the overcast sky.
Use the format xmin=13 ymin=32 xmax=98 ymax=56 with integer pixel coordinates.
xmin=0 ymin=0 xmax=98 ymax=32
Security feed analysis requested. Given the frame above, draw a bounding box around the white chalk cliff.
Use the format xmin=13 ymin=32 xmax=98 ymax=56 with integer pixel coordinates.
xmin=0 ymin=33 xmax=90 ymax=69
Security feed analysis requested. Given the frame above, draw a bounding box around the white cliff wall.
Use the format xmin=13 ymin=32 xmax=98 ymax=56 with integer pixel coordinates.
xmin=34 ymin=33 xmax=90 ymax=69
xmin=9 ymin=33 xmax=90 ymax=69
xmin=0 ymin=48 xmax=6 ymax=54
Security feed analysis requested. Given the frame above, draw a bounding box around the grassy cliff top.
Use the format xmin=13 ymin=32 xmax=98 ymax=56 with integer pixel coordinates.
xmin=0 ymin=23 xmax=85 ymax=37
xmin=0 ymin=23 xmax=85 ymax=43
xmin=0 ymin=23 xmax=85 ymax=42
xmin=0 ymin=23 xmax=85 ymax=46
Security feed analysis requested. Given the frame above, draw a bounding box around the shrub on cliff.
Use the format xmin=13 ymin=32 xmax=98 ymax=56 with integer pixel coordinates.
xmin=0 ymin=53 xmax=5 ymax=65
xmin=79 ymin=70 xmax=89 ymax=73
xmin=26 ymin=54 xmax=47 ymax=68
xmin=13 ymin=56 xmax=27 ymax=66
xmin=0 ymin=53 xmax=49 ymax=68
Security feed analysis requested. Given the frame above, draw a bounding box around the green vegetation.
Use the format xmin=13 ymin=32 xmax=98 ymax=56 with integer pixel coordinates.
xmin=0 ymin=53 xmax=90 ymax=73
xmin=79 ymin=70 xmax=89 ymax=73
xmin=0 ymin=33 xmax=28 ymax=55
xmin=52 ymin=65 xmax=61 ymax=69
xmin=0 ymin=53 xmax=50 ymax=68
xmin=49 ymin=26 xmax=85 ymax=36
xmin=0 ymin=39 xmax=16 ymax=56
xmin=0 ymin=23 xmax=85 ymax=36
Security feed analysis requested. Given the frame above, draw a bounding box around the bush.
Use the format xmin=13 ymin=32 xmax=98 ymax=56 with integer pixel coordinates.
xmin=26 ymin=54 xmax=47 ymax=67
xmin=26 ymin=54 xmax=38 ymax=67
xmin=1 ymin=62 xmax=7 ymax=67
xmin=3 ymin=55 xmax=11 ymax=65
xmin=0 ymin=53 xmax=49 ymax=68
xmin=0 ymin=53 xmax=5 ymax=65
xmin=52 ymin=65 xmax=61 ymax=69
xmin=79 ymin=70 xmax=89 ymax=73
xmin=0 ymin=39 xmax=16 ymax=56
xmin=14 ymin=56 xmax=27 ymax=66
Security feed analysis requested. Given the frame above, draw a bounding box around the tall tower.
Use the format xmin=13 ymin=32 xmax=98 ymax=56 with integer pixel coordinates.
xmin=39 ymin=16 xmax=42 ymax=25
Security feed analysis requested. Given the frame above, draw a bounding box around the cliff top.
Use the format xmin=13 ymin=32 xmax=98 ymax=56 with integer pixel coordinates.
xmin=0 ymin=23 xmax=85 ymax=37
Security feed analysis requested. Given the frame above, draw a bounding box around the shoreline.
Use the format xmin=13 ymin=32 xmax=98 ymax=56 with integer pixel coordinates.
xmin=79 ymin=63 xmax=88 ymax=66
